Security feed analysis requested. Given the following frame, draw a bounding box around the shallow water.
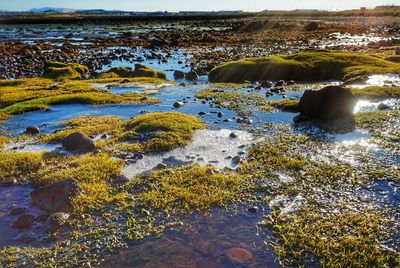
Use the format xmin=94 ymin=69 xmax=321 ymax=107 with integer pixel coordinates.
xmin=102 ymin=206 xmax=279 ymax=268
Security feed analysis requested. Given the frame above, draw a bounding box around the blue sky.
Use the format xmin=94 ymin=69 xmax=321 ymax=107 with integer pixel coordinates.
xmin=0 ymin=0 xmax=397 ymax=12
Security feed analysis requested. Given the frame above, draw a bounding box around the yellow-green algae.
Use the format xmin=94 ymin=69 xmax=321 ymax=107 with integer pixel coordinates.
xmin=209 ymin=51 xmax=400 ymax=83
xmin=351 ymin=86 xmax=400 ymax=100
xmin=43 ymin=61 xmax=89 ymax=80
xmin=99 ymin=65 xmax=166 ymax=79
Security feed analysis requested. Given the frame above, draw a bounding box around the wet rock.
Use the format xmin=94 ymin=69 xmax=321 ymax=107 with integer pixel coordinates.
xmin=232 ymin=156 xmax=241 ymax=165
xmin=25 ymin=125 xmax=40 ymax=135
xmin=46 ymin=212 xmax=70 ymax=233
xmin=198 ymin=111 xmax=206 ymax=115
xmin=173 ymin=70 xmax=185 ymax=79
xmin=155 ymin=163 xmax=167 ymax=170
xmin=9 ymin=207 xmax=27 ymax=216
xmin=173 ymin=101 xmax=184 ymax=108
xmin=31 ymin=178 xmax=82 ymax=212
xmin=343 ymin=75 xmax=368 ymax=86
xmin=217 ymin=112 xmax=223 ymax=118
xmin=229 ymin=132 xmax=238 ymax=138
xmin=61 ymin=132 xmax=96 ymax=153
xmin=275 ymin=80 xmax=285 ymax=87
xmin=378 ymin=103 xmax=390 ymax=110
xmin=12 ymin=213 xmax=35 ymax=229
xmin=185 ymin=71 xmax=198 ymax=81
xmin=225 ymin=247 xmax=253 ymax=265
xmin=304 ymin=21 xmax=319 ymax=31
xmin=248 ymin=206 xmax=259 ymax=213
xmin=297 ymin=86 xmax=357 ymax=120
xmin=260 ymin=80 xmax=273 ymax=88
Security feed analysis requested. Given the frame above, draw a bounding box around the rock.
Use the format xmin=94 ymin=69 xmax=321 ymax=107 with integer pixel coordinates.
xmin=293 ymin=114 xmax=308 ymax=123
xmin=198 ymin=111 xmax=206 ymax=115
xmin=155 ymin=163 xmax=167 ymax=170
xmin=173 ymin=70 xmax=185 ymax=79
xmin=225 ymin=247 xmax=253 ymax=265
xmin=297 ymin=86 xmax=357 ymax=120
xmin=232 ymin=156 xmax=241 ymax=165
xmin=61 ymin=132 xmax=96 ymax=153
xmin=217 ymin=112 xmax=223 ymax=118
xmin=185 ymin=71 xmax=198 ymax=81
xmin=248 ymin=206 xmax=259 ymax=213
xmin=229 ymin=132 xmax=238 ymax=138
xmin=9 ymin=207 xmax=27 ymax=216
xmin=260 ymin=80 xmax=273 ymax=88
xmin=275 ymin=80 xmax=285 ymax=87
xmin=304 ymin=21 xmax=319 ymax=31
xmin=31 ymin=178 xmax=82 ymax=212
xmin=12 ymin=214 xmax=35 ymax=229
xmin=0 ymin=179 xmax=18 ymax=187
xmin=46 ymin=212 xmax=70 ymax=233
xmin=115 ymin=175 xmax=129 ymax=185
xmin=25 ymin=125 xmax=40 ymax=135
xmin=173 ymin=101 xmax=184 ymax=108
xmin=378 ymin=103 xmax=390 ymax=110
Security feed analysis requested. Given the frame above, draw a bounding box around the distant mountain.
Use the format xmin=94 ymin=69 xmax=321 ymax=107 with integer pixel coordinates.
xmin=29 ymin=7 xmax=76 ymax=13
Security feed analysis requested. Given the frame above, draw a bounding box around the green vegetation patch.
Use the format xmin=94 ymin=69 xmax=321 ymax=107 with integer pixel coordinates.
xmin=43 ymin=61 xmax=89 ymax=80
xmin=351 ymin=86 xmax=400 ymax=100
xmin=131 ymin=164 xmax=251 ymax=212
xmin=99 ymin=65 xmax=167 ymax=80
xmin=122 ymin=112 xmax=206 ymax=152
xmin=270 ymin=99 xmax=299 ymax=112
xmin=209 ymin=51 xmax=400 ymax=83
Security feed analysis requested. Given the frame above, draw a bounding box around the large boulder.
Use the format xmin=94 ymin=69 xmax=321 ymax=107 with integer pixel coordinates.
xmin=297 ymin=86 xmax=357 ymax=120
xmin=31 ymin=179 xmax=82 ymax=212
xmin=61 ymin=132 xmax=96 ymax=153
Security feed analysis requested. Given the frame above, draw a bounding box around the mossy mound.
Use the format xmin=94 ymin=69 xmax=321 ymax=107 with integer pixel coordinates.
xmin=209 ymin=51 xmax=400 ymax=83
xmin=99 ymin=64 xmax=166 ymax=80
xmin=123 ymin=112 xmax=206 ymax=152
xmin=43 ymin=61 xmax=89 ymax=80
xmin=270 ymin=99 xmax=299 ymax=112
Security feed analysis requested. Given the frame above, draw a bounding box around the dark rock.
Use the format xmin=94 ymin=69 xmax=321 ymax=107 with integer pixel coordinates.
xmin=304 ymin=21 xmax=319 ymax=31
xmin=225 ymin=247 xmax=253 ymax=265
xmin=173 ymin=101 xmax=183 ymax=108
xmin=248 ymin=206 xmax=259 ymax=213
xmin=260 ymin=80 xmax=273 ymax=88
xmin=198 ymin=111 xmax=206 ymax=115
xmin=297 ymin=86 xmax=357 ymax=120
xmin=217 ymin=112 xmax=223 ymax=118
xmin=46 ymin=212 xmax=70 ymax=233
xmin=229 ymin=132 xmax=238 ymax=138
xmin=185 ymin=71 xmax=198 ymax=81
xmin=115 ymin=175 xmax=130 ymax=185
xmin=293 ymin=114 xmax=308 ymax=123
xmin=173 ymin=70 xmax=185 ymax=79
xmin=9 ymin=207 xmax=27 ymax=216
xmin=12 ymin=214 xmax=35 ymax=229
xmin=25 ymin=125 xmax=40 ymax=135
xmin=232 ymin=156 xmax=241 ymax=165
xmin=155 ymin=163 xmax=167 ymax=170
xmin=61 ymin=132 xmax=96 ymax=153
xmin=31 ymin=178 xmax=82 ymax=212
xmin=378 ymin=103 xmax=390 ymax=110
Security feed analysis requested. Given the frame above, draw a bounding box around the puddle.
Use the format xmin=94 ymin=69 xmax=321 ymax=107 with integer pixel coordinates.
xmin=102 ymin=206 xmax=279 ymax=268
xmin=0 ymin=184 xmax=49 ymax=247
xmin=351 ymin=74 xmax=400 ymax=88
xmin=122 ymin=129 xmax=255 ymax=177
xmin=3 ymin=141 xmax=62 ymax=153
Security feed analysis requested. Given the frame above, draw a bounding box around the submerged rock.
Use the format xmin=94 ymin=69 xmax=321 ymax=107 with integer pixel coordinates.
xmin=297 ymin=86 xmax=357 ymax=120
xmin=46 ymin=212 xmax=70 ymax=233
xmin=173 ymin=101 xmax=184 ymax=108
xmin=61 ymin=132 xmax=96 ymax=153
xmin=31 ymin=178 xmax=82 ymax=212
xmin=185 ymin=70 xmax=198 ymax=81
xmin=225 ymin=247 xmax=253 ymax=265
xmin=25 ymin=125 xmax=40 ymax=135
xmin=11 ymin=213 xmax=35 ymax=229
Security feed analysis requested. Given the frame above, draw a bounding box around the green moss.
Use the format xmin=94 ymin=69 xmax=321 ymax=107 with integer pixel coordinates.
xmin=99 ymin=64 xmax=166 ymax=80
xmin=43 ymin=61 xmax=89 ymax=80
xmin=209 ymin=51 xmax=400 ymax=83
xmin=385 ymin=55 xmax=400 ymax=63
xmin=122 ymin=112 xmax=206 ymax=152
xmin=351 ymin=86 xmax=400 ymax=100
xmin=264 ymin=206 xmax=398 ymax=267
xmin=270 ymin=99 xmax=299 ymax=112
xmin=131 ymin=164 xmax=250 ymax=212
xmin=0 ymin=152 xmax=43 ymax=183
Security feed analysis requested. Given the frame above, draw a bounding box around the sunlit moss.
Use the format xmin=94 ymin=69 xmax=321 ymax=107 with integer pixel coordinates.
xmin=43 ymin=61 xmax=89 ymax=80
xmin=131 ymin=164 xmax=251 ymax=212
xmin=0 ymin=136 xmax=9 ymax=150
xmin=123 ymin=112 xmax=206 ymax=152
xmin=209 ymin=51 xmax=400 ymax=83
xmin=264 ymin=206 xmax=398 ymax=267
xmin=270 ymin=99 xmax=299 ymax=112
xmin=0 ymin=152 xmax=43 ymax=183
xmin=351 ymin=86 xmax=400 ymax=100
xmin=99 ymin=65 xmax=166 ymax=79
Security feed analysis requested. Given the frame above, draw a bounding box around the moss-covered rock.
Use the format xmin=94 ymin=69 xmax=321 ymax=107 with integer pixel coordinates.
xmin=99 ymin=64 xmax=166 ymax=79
xmin=43 ymin=61 xmax=89 ymax=80
xmin=209 ymin=51 xmax=400 ymax=83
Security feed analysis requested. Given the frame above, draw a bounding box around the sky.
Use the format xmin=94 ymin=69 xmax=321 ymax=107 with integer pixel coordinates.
xmin=0 ymin=0 xmax=398 ymax=12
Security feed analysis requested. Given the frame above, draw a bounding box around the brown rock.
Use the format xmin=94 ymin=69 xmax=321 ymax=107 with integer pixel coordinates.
xmin=61 ymin=132 xmax=96 ymax=153
xmin=46 ymin=212 xmax=70 ymax=232
xmin=12 ymin=214 xmax=35 ymax=229
xmin=297 ymin=86 xmax=357 ymax=120
xmin=31 ymin=178 xmax=82 ymax=212
xmin=9 ymin=207 xmax=27 ymax=216
xmin=225 ymin=247 xmax=253 ymax=265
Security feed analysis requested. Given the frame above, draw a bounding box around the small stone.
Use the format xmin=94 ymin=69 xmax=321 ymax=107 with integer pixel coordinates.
xmin=229 ymin=132 xmax=238 ymax=138
xmin=248 ymin=206 xmax=259 ymax=213
xmin=9 ymin=207 xmax=27 ymax=216
xmin=225 ymin=247 xmax=253 ymax=265
xmin=46 ymin=212 xmax=70 ymax=233
xmin=217 ymin=112 xmax=223 ymax=118
xmin=173 ymin=101 xmax=183 ymax=108
xmin=155 ymin=163 xmax=167 ymax=170
xmin=377 ymin=103 xmax=390 ymax=110
xmin=12 ymin=214 xmax=35 ymax=229
xmin=232 ymin=156 xmax=241 ymax=165
xmin=115 ymin=175 xmax=129 ymax=185
xmin=25 ymin=125 xmax=40 ymax=135
xmin=198 ymin=111 xmax=206 ymax=115
xmin=173 ymin=70 xmax=185 ymax=79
